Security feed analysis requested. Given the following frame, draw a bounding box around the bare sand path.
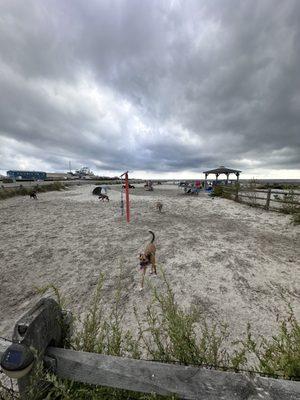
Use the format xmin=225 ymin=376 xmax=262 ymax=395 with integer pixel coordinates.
xmin=0 ymin=184 xmax=299 ymax=345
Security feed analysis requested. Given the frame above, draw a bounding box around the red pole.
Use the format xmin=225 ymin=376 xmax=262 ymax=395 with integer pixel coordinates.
xmin=125 ymin=172 xmax=130 ymax=223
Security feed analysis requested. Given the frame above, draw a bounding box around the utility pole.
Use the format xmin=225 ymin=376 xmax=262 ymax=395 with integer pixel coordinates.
xmin=120 ymin=171 xmax=130 ymax=223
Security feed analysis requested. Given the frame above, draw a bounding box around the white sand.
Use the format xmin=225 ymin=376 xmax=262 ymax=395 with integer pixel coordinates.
xmin=0 ymin=184 xmax=299 ymax=344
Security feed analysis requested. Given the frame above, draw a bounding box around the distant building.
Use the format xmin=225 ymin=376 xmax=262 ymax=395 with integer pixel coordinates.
xmin=7 ymin=170 xmax=47 ymax=180
xmin=74 ymin=167 xmax=95 ymax=179
xmin=46 ymin=172 xmax=69 ymax=180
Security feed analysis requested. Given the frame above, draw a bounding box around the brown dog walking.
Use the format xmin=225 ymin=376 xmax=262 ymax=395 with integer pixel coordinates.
xmin=156 ymin=201 xmax=163 ymax=212
xmin=139 ymin=231 xmax=157 ymax=290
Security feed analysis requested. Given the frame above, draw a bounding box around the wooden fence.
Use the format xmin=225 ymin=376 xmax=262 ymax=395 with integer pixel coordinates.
xmin=222 ymin=186 xmax=300 ymax=212
xmin=0 ymin=298 xmax=299 ymax=400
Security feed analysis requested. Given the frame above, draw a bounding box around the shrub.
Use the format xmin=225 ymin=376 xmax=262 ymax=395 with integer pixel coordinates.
xmin=36 ymin=274 xmax=175 ymax=399
xmin=242 ymin=305 xmax=300 ymax=379
xmin=135 ymin=272 xmax=244 ymax=370
xmin=211 ymin=185 xmax=237 ymax=200
xmin=244 ymin=179 xmax=259 ymax=206
xmin=292 ymin=212 xmax=300 ymax=225
xmin=280 ymin=187 xmax=299 ymax=214
xmin=211 ymin=186 xmax=224 ymax=197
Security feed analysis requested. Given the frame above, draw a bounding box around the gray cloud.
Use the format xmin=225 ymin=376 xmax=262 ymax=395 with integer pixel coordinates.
xmin=0 ymin=0 xmax=299 ymax=177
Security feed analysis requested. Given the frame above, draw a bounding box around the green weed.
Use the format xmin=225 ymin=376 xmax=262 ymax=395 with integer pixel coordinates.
xmin=292 ymin=211 xmax=300 ymax=225
xmin=243 ymin=305 xmax=300 ymax=379
xmin=135 ymin=271 xmax=245 ymax=370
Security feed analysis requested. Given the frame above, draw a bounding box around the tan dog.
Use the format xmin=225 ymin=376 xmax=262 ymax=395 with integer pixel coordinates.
xmin=139 ymin=231 xmax=157 ymax=290
xmin=156 ymin=201 xmax=163 ymax=213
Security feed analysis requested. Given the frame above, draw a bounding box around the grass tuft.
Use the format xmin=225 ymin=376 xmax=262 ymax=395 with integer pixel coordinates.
xmin=242 ymin=305 xmax=300 ymax=379
xmin=135 ymin=271 xmax=245 ymax=370
xmin=292 ymin=211 xmax=300 ymax=225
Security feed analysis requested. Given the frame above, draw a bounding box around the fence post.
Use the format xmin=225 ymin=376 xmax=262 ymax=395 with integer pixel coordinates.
xmin=234 ymin=185 xmax=239 ymax=202
xmin=10 ymin=298 xmax=68 ymax=399
xmin=265 ymin=188 xmax=271 ymax=210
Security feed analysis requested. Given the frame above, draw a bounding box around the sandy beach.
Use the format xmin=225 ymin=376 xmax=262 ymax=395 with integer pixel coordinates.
xmin=0 ymin=184 xmax=299 ymax=345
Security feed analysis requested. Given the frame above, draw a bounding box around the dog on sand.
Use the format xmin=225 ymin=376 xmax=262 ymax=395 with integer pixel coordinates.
xmin=29 ymin=191 xmax=37 ymax=200
xmin=139 ymin=231 xmax=157 ymax=290
xmin=99 ymin=194 xmax=109 ymax=201
xmin=156 ymin=201 xmax=163 ymax=213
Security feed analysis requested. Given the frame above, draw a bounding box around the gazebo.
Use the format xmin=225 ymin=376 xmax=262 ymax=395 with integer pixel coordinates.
xmin=203 ymin=166 xmax=241 ymax=187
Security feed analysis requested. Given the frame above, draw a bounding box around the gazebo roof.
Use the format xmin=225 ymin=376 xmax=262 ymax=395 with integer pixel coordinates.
xmin=203 ymin=165 xmax=241 ymax=174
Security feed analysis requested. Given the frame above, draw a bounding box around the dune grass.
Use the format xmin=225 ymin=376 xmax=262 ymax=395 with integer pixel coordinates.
xmin=292 ymin=212 xmax=300 ymax=225
xmin=1 ymin=272 xmax=299 ymax=399
xmin=0 ymin=182 xmax=66 ymax=200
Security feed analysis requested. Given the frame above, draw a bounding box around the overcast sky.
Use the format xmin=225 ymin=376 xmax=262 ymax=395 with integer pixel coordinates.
xmin=0 ymin=0 xmax=299 ymax=179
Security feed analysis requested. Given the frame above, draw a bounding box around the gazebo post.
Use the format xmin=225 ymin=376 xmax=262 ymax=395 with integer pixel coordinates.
xmin=236 ymin=172 xmax=240 ymax=184
xmin=226 ymin=173 xmax=229 ymax=185
xmin=205 ymin=173 xmax=208 ymax=189
xmin=215 ymin=173 xmax=219 ymax=185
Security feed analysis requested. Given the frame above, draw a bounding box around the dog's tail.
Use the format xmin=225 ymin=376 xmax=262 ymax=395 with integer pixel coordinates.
xmin=149 ymin=230 xmax=155 ymax=243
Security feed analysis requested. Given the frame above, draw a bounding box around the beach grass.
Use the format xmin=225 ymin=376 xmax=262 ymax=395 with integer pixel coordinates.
xmin=1 ymin=272 xmax=298 ymax=400
xmin=292 ymin=211 xmax=300 ymax=225
xmin=0 ymin=182 xmax=66 ymax=200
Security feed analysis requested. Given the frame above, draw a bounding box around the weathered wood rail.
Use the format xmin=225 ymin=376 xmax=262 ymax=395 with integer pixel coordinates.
xmin=1 ymin=299 xmax=299 ymax=400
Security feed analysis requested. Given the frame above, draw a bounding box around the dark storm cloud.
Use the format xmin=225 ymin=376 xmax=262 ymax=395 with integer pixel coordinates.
xmin=0 ymin=0 xmax=299 ymax=175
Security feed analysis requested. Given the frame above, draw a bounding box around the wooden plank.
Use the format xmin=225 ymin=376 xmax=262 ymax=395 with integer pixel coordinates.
xmin=12 ymin=298 xmax=64 ymax=399
xmin=238 ymin=201 xmax=266 ymax=209
xmin=238 ymin=190 xmax=299 ymax=195
xmin=240 ymin=189 xmax=300 ymax=196
xmin=270 ymin=198 xmax=300 ymax=206
xmin=237 ymin=194 xmax=267 ymax=201
xmin=239 ymin=198 xmax=300 ymax=212
xmin=254 ymin=190 xmax=269 ymax=194
xmin=238 ymin=190 xmax=266 ymax=193
xmin=238 ymin=202 xmax=295 ymax=213
xmin=260 ymin=190 xmax=300 ymax=196
xmin=46 ymin=347 xmax=300 ymax=400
